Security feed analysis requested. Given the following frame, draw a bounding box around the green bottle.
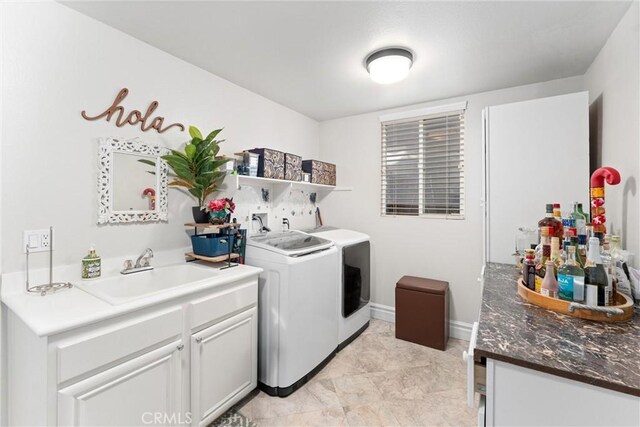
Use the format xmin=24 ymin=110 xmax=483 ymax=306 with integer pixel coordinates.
xmin=571 ymin=202 xmax=587 ymax=237
xmin=577 ymin=202 xmax=590 ymax=223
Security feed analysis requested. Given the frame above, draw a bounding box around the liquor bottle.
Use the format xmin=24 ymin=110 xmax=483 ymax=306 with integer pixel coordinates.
xmin=522 ymin=249 xmax=536 ymax=291
xmin=541 ymin=260 xmax=559 ymax=298
xmin=609 ymin=235 xmax=622 ymax=255
xmin=535 ymin=227 xmax=552 ymax=292
xmin=570 ymin=236 xmax=584 ymax=268
xmin=584 ymin=237 xmax=610 ymax=306
xmin=562 ymin=218 xmax=576 ymax=246
xmin=558 ymin=245 xmax=585 ymax=302
xmin=577 ymin=202 xmax=589 ymax=223
xmin=553 ymin=203 xmax=562 ymax=220
xmin=538 ymin=204 xmax=563 ymax=242
xmin=550 ymin=237 xmax=562 ymax=268
xmin=600 ymin=239 xmax=615 ymax=306
xmin=571 ymin=202 xmax=587 ymax=237
xmin=594 ymin=231 xmax=604 ymax=246
xmin=577 ymin=234 xmax=587 ymax=269
xmin=585 ymin=223 xmax=594 ymax=249
xmin=609 ymin=235 xmax=625 ymax=300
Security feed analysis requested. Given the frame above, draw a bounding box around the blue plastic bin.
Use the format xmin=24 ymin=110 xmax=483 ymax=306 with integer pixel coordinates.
xmin=191 ymin=233 xmax=235 ymax=257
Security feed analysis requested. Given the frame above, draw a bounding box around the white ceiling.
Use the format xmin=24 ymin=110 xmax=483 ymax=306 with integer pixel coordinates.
xmin=60 ymin=1 xmax=631 ymax=121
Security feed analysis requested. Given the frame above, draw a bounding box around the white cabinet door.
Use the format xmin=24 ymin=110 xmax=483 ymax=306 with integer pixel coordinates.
xmin=484 ymin=92 xmax=589 ymax=264
xmin=190 ymin=307 xmax=257 ymax=427
xmin=58 ymin=341 xmax=184 ymax=427
xmin=486 ymin=359 xmax=640 ymax=426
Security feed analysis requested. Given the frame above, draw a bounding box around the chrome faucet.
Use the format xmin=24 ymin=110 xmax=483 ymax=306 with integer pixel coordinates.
xmin=121 ymin=248 xmax=154 ymax=275
xmin=282 ymin=218 xmax=290 ymax=230
xmin=135 ymin=248 xmax=154 ymax=268
xmin=252 ymin=214 xmax=271 ymax=233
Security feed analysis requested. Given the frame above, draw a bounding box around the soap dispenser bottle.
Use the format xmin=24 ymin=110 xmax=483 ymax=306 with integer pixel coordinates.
xmin=82 ymin=245 xmax=101 ymax=280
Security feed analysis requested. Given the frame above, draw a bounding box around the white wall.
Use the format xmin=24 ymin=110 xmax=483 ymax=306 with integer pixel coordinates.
xmin=319 ymin=76 xmax=584 ymax=324
xmin=1 ymin=1 xmax=320 ymax=273
xmin=584 ymin=2 xmax=639 ymax=263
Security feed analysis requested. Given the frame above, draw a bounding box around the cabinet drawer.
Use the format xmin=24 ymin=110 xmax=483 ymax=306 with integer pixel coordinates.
xmin=190 ymin=278 xmax=257 ymax=330
xmin=57 ymin=307 xmax=182 ymax=384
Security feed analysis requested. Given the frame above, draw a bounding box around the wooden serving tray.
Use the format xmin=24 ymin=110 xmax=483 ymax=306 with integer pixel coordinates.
xmin=517 ymin=278 xmax=634 ymax=322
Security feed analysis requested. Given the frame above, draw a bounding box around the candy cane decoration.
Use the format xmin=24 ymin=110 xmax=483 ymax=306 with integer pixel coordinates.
xmin=590 ymin=167 xmax=621 ymax=234
xmin=142 ymin=188 xmax=156 ymax=210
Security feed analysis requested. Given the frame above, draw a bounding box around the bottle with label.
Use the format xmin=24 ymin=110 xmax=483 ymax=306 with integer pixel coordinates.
xmin=562 ymin=217 xmax=576 ymax=246
xmin=594 ymin=231 xmax=604 ymax=246
xmin=538 ymin=204 xmax=563 ymax=243
xmin=558 ymin=245 xmax=585 ymax=302
xmin=600 ymin=239 xmax=616 ymax=306
xmin=522 ymin=249 xmax=536 ymax=291
xmin=82 ymin=245 xmax=101 ymax=280
xmin=609 ymin=235 xmax=626 ymax=300
xmin=585 ymin=223 xmax=594 ymax=249
xmin=577 ymin=234 xmax=587 ymax=269
xmin=541 ymin=260 xmax=559 ymax=298
xmin=571 ymin=202 xmax=587 ymax=238
xmin=553 ymin=203 xmax=562 ymax=220
xmin=550 ymin=237 xmax=562 ymax=268
xmin=584 ymin=237 xmax=610 ymax=306
xmin=577 ymin=202 xmax=589 ymax=223
xmin=535 ymin=227 xmax=552 ymax=292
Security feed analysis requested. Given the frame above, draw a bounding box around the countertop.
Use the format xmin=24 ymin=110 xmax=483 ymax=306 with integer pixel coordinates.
xmin=475 ymin=263 xmax=640 ymax=397
xmin=1 ymin=261 xmax=262 ymax=337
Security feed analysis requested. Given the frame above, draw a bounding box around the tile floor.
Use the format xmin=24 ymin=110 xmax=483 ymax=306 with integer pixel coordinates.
xmin=234 ymin=319 xmax=478 ymax=426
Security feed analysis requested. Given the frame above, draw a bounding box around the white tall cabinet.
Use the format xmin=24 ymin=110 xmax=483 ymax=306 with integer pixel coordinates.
xmin=482 ymin=91 xmax=590 ymax=264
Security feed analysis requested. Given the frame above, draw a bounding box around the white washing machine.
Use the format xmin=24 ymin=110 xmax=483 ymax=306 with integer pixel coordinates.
xmin=308 ymin=227 xmax=371 ymax=349
xmin=245 ymin=231 xmax=339 ymax=397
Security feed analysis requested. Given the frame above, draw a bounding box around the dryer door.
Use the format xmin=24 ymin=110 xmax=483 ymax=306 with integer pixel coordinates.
xmin=342 ymin=241 xmax=370 ymax=318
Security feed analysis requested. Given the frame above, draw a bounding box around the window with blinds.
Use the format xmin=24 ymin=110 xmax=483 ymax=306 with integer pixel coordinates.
xmin=381 ymin=109 xmax=465 ymax=218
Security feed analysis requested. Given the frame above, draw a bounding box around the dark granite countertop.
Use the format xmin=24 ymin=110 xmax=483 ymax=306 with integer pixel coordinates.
xmin=475 ymin=263 xmax=640 ymax=397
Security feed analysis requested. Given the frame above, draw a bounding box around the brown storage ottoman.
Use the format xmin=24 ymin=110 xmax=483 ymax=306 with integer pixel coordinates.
xmin=395 ymin=276 xmax=449 ymax=350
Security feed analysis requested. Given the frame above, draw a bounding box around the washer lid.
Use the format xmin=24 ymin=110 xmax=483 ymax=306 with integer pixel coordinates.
xmin=247 ymin=231 xmax=334 ymax=256
xmin=308 ymin=228 xmax=370 ymax=246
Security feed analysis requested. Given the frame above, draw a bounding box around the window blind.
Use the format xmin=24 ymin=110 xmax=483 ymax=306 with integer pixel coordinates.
xmin=381 ymin=109 xmax=465 ymax=218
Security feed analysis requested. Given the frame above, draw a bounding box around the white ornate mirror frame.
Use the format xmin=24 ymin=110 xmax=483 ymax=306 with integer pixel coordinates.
xmin=98 ymin=137 xmax=169 ymax=224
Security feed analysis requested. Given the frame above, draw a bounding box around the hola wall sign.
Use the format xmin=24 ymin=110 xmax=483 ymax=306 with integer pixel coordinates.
xmin=81 ymin=88 xmax=185 ymax=134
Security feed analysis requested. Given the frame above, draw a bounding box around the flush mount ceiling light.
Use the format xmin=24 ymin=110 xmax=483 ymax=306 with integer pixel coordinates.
xmin=365 ymin=47 xmax=414 ymax=84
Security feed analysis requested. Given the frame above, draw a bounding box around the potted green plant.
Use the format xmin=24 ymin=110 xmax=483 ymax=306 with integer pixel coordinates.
xmin=141 ymin=126 xmax=230 ymax=223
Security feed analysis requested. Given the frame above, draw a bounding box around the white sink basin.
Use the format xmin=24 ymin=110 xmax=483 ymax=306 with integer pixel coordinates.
xmin=75 ymin=263 xmax=221 ymax=305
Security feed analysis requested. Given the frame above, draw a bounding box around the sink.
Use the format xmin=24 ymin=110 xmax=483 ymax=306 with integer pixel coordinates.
xmin=75 ymin=263 xmax=220 ymax=305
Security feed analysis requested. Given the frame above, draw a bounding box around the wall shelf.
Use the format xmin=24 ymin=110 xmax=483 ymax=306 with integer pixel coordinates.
xmin=233 ymin=174 xmax=352 ymax=192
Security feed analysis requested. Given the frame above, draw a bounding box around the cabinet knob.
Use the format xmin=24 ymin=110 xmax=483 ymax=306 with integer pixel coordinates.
xmin=177 ymin=344 xmax=184 ymax=351
xmin=195 ymin=337 xmax=203 ymax=344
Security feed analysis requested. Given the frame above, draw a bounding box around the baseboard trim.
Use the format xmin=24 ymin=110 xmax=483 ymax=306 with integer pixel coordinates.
xmin=370 ymin=302 xmax=395 ymax=323
xmin=449 ymin=320 xmax=473 ymax=341
xmin=369 ymin=303 xmax=472 ymax=341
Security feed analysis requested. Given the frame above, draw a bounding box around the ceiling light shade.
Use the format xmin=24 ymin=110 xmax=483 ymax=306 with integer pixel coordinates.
xmin=365 ymin=48 xmax=413 ymax=84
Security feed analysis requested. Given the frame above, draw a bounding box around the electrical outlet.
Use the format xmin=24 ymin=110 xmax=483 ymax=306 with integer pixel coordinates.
xmin=23 ymin=229 xmax=53 ymax=253
xmin=41 ymin=232 xmax=50 ymax=248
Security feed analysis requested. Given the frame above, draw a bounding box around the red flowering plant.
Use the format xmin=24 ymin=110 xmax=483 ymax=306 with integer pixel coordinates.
xmin=207 ymin=197 xmax=235 ymax=224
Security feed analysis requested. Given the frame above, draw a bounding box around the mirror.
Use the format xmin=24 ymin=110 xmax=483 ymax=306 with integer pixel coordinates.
xmin=97 ymin=137 xmax=169 ymax=223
